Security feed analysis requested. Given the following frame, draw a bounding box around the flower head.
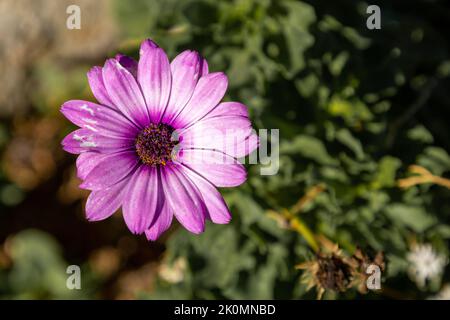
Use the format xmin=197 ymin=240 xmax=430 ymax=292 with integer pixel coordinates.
xmin=296 ymin=238 xmax=353 ymax=299
xmin=296 ymin=237 xmax=385 ymax=299
xmin=61 ymin=39 xmax=258 ymax=240
xmin=407 ymin=243 xmax=447 ymax=288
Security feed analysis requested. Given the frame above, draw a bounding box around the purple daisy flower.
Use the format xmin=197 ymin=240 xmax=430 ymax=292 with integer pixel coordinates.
xmin=61 ymin=39 xmax=258 ymax=240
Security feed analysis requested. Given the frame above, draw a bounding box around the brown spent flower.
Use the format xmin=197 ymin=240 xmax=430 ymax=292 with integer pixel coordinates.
xmin=296 ymin=237 xmax=385 ymax=299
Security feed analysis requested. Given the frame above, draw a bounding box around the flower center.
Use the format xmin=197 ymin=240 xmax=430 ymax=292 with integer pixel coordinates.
xmin=135 ymin=123 xmax=177 ymax=166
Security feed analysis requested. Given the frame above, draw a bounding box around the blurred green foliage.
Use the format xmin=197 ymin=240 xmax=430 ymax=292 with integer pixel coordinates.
xmin=0 ymin=230 xmax=96 ymax=299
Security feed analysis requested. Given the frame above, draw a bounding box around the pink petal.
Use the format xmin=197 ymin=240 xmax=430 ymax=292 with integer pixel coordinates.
xmin=87 ymin=54 xmax=138 ymax=110
xmin=137 ymin=39 xmax=172 ymax=123
xmin=179 ymin=115 xmax=252 ymax=157
xmin=206 ymin=101 xmax=249 ymax=118
xmin=161 ymin=165 xmax=206 ymax=234
xmin=122 ymin=165 xmax=162 ymax=234
xmin=171 ymin=72 xmax=228 ymax=128
xmin=163 ymin=50 xmax=207 ymax=123
xmin=62 ymin=129 xmax=133 ymax=154
xmin=85 ymin=178 xmax=129 ymax=221
xmin=76 ymin=152 xmax=107 ymax=180
xmin=145 ymin=202 xmax=173 ymax=241
xmin=103 ymin=58 xmax=149 ymax=128
xmin=140 ymin=38 xmax=158 ymax=51
xmin=179 ymin=101 xmax=258 ymax=157
xmin=182 ymin=166 xmax=231 ymax=224
xmin=115 ymin=54 xmax=138 ymax=78
xmin=61 ymin=100 xmax=139 ymax=139
xmin=80 ymin=151 xmax=139 ymax=190
xmin=87 ymin=66 xmax=115 ymax=108
xmin=176 ymin=149 xmax=247 ymax=187
xmin=201 ymin=59 xmax=209 ymax=76
xmin=239 ymin=132 xmax=259 ymax=158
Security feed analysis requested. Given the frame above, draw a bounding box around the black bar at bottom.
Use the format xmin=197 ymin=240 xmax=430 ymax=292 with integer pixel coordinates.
xmin=0 ymin=299 xmax=447 ymax=319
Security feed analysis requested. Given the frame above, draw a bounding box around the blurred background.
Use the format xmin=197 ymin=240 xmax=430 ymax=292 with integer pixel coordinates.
xmin=0 ymin=0 xmax=450 ymax=299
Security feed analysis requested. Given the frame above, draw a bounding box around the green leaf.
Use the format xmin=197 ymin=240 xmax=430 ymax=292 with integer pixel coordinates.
xmin=407 ymin=125 xmax=434 ymax=144
xmin=418 ymin=147 xmax=450 ymax=176
xmin=281 ymin=135 xmax=337 ymax=165
xmin=371 ymin=156 xmax=401 ymax=189
xmin=327 ymin=96 xmax=373 ymax=125
xmin=335 ymin=128 xmax=365 ymax=160
xmin=384 ymin=204 xmax=436 ymax=232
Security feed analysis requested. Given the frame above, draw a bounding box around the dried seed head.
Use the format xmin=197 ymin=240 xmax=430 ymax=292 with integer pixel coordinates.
xmin=316 ymin=253 xmax=353 ymax=292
